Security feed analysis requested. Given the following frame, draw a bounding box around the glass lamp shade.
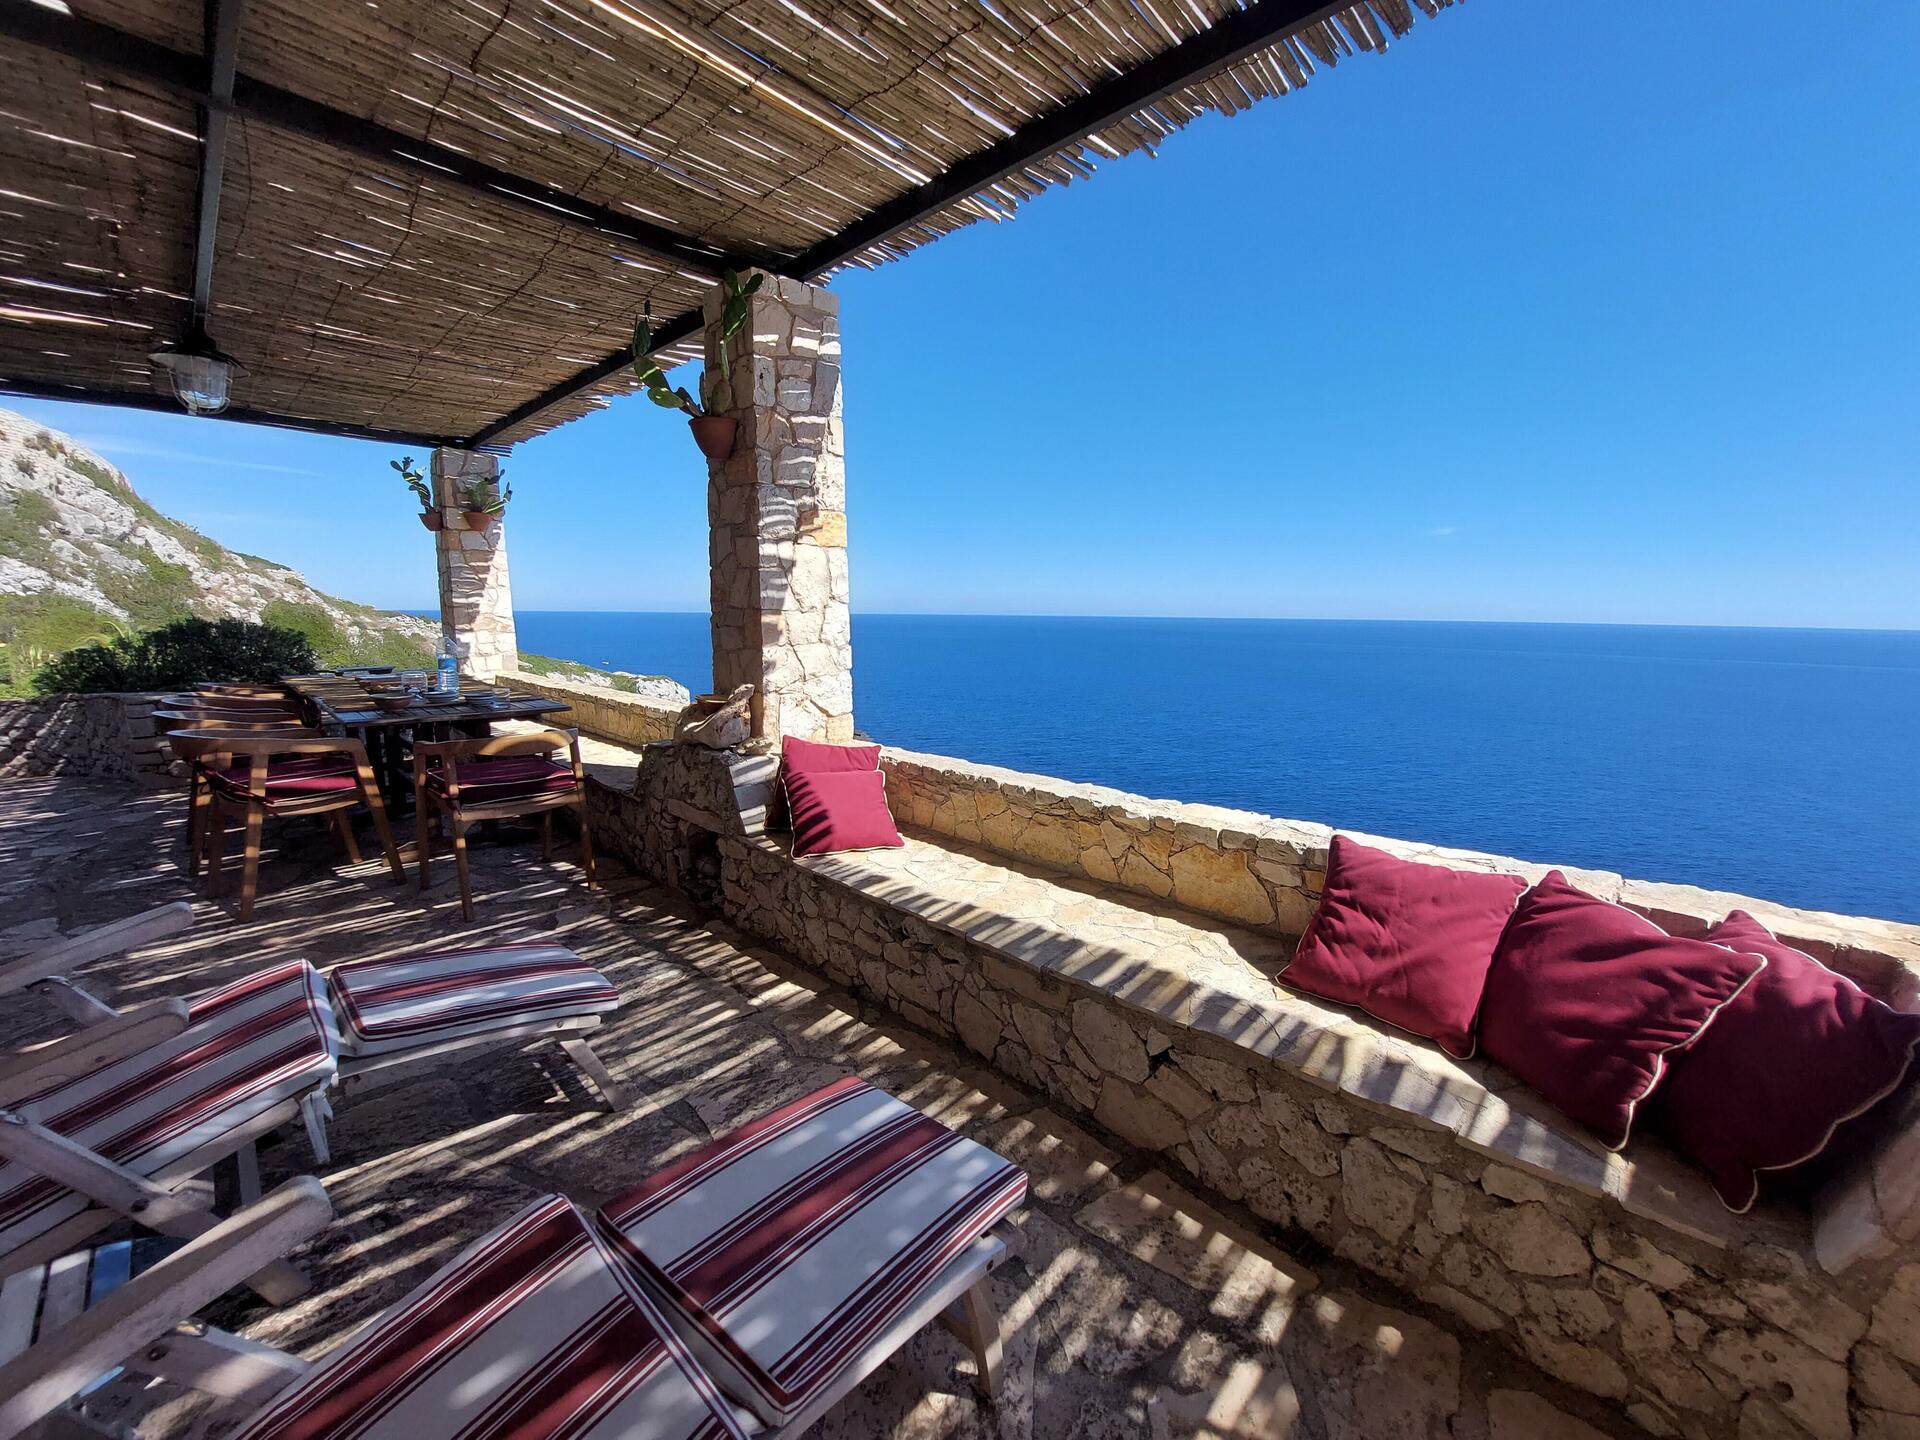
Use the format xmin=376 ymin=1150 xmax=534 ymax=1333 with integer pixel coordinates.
xmin=151 ymin=344 xmax=235 ymax=415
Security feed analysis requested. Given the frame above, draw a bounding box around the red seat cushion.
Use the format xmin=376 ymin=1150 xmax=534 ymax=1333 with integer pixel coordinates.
xmin=1281 ymin=835 xmax=1526 ymax=1059
xmin=1649 ymin=911 xmax=1920 ymax=1211
xmin=206 ymin=754 xmax=357 ymax=804
xmin=1478 ymin=871 xmax=1768 ymax=1150
xmin=429 ymin=755 xmax=576 ymax=806
xmin=772 ymin=736 xmax=880 ymax=828
xmin=784 ymin=768 xmax=903 ymax=857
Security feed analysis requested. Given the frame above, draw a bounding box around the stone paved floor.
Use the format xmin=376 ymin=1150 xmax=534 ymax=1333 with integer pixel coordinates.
xmin=0 ymin=777 xmax=1643 ymax=1440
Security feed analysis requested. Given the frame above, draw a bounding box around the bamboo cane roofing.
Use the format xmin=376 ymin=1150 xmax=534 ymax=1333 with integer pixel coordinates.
xmin=0 ymin=0 xmax=1456 ymax=449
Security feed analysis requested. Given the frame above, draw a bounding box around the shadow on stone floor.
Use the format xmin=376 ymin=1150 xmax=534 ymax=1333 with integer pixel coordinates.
xmin=0 ymin=779 xmax=1645 ymax=1440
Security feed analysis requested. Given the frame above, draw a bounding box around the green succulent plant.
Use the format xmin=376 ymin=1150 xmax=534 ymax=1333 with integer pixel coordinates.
xmin=460 ymin=471 xmax=512 ymax=516
xmin=631 ymin=268 xmax=766 ymax=417
xmin=391 ymin=454 xmax=432 ymax=511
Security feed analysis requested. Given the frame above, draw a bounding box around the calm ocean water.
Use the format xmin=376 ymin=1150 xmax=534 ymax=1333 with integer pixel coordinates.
xmin=504 ymin=612 xmax=1920 ymax=923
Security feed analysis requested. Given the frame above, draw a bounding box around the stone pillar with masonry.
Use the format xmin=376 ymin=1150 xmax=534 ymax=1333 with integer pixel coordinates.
xmin=431 ymin=448 xmax=518 ymax=681
xmin=704 ymin=273 xmax=854 ymax=741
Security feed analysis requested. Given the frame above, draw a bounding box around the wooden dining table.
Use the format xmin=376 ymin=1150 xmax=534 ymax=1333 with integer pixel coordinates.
xmin=280 ymin=673 xmax=572 ymax=807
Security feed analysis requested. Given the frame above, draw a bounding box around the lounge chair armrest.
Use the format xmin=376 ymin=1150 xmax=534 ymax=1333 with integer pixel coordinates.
xmin=0 ymin=1000 xmax=191 ymax=1105
xmin=0 ymin=1177 xmax=332 ymax=1440
xmin=0 ymin=904 xmax=194 ymax=1000
xmin=0 ymin=1110 xmax=215 ymax=1233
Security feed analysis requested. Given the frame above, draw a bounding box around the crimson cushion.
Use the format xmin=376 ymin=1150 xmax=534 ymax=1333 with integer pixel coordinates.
xmin=1282 ymin=835 xmax=1526 ymax=1059
xmin=206 ymin=754 xmax=357 ymax=804
xmin=773 ymin=736 xmax=881 ymax=829
xmin=1478 ymin=871 xmax=1768 ymax=1150
xmin=1650 ymin=911 xmax=1920 ymax=1212
xmin=428 ymin=754 xmax=575 ymax=805
xmin=784 ymin=768 xmax=903 ymax=857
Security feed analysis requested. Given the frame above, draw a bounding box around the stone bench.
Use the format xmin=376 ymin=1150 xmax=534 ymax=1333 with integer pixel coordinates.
xmin=594 ymin=741 xmax=1920 ymax=1439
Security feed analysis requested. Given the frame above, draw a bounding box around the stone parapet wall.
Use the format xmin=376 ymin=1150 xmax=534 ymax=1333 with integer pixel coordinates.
xmin=707 ymin=832 xmax=1916 ymax=1440
xmin=881 ymin=747 xmax=1920 ymax=1007
xmin=0 ymin=692 xmax=172 ymax=783
xmin=499 ymin=671 xmax=681 ymax=749
xmin=586 ymin=745 xmax=1920 ymax=1440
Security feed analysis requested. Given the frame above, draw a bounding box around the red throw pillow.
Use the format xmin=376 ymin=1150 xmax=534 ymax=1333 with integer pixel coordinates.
xmin=1478 ymin=872 xmax=1768 ymax=1150
xmin=1281 ymin=835 xmax=1526 ymax=1059
xmin=785 ymin=768 xmax=904 ymax=857
xmin=1650 ymin=911 xmax=1920 ymax=1212
xmin=773 ymin=736 xmax=881 ymax=829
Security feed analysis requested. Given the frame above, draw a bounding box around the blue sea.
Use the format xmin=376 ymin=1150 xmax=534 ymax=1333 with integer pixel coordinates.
xmin=504 ymin=613 xmax=1920 ymax=924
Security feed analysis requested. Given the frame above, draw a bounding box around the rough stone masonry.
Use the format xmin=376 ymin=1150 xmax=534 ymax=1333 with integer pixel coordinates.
xmin=704 ymin=273 xmax=854 ymax=743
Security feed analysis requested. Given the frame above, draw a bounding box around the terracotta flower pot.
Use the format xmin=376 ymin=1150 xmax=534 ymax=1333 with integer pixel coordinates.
xmin=463 ymin=510 xmax=493 ymax=529
xmin=419 ymin=510 xmax=444 ymax=531
xmin=689 ymin=414 xmax=737 ymax=461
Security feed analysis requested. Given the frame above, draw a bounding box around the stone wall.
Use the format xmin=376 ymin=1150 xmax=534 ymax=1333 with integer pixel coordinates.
xmin=588 ymin=742 xmax=1920 ymax=1440
xmin=0 ymin=692 xmax=170 ymax=783
xmin=882 ymin=748 xmax=1920 ymax=1008
xmin=431 ymin=448 xmax=518 ymax=680
xmin=704 ymin=274 xmax=854 ymax=743
xmin=711 ymin=834 xmax=1918 ymax=1440
xmin=499 ymin=671 xmax=681 ymax=749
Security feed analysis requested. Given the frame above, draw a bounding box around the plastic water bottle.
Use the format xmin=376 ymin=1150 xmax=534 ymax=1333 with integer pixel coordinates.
xmin=436 ymin=643 xmax=459 ymax=695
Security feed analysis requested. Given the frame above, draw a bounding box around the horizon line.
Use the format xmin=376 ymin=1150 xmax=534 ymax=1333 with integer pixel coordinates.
xmin=388 ymin=607 xmax=1920 ymax=637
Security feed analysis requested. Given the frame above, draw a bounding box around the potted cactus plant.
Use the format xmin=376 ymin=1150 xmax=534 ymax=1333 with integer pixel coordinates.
xmin=459 ymin=471 xmax=511 ymax=529
xmin=394 ymin=455 xmax=440 ymax=530
xmin=632 ymin=268 xmax=765 ymax=460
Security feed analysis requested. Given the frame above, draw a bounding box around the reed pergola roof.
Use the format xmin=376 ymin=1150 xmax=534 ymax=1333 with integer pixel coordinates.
xmin=0 ymin=0 xmax=1455 ymax=450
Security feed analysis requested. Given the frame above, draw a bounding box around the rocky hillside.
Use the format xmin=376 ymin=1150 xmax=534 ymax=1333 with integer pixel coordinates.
xmin=0 ymin=407 xmax=434 ymax=691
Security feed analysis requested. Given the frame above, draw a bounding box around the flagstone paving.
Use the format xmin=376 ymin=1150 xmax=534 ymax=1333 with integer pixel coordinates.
xmin=0 ymin=777 xmax=1649 ymax=1439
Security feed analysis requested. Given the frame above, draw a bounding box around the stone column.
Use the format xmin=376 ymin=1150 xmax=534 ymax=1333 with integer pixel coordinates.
xmin=431 ymin=448 xmax=518 ymax=680
xmin=704 ymin=273 xmax=853 ymax=742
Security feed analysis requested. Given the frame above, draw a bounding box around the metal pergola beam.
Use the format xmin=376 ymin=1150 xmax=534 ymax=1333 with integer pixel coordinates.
xmin=0 ymin=3 xmax=761 ymax=281
xmin=467 ymin=0 xmax=1344 ymax=447
xmin=188 ymin=0 xmax=245 ymax=334
xmin=0 ymin=377 xmax=466 ymax=450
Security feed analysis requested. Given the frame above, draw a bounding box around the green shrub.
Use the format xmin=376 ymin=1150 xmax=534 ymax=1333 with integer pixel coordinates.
xmin=0 ymin=490 xmax=58 ymax=558
xmin=260 ymin=599 xmax=345 ymax=659
xmin=0 ymin=595 xmax=120 ymax=698
xmin=33 ymin=617 xmax=316 ymax=695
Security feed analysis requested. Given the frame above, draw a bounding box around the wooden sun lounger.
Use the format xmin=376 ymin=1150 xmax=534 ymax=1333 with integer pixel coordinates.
xmin=0 ymin=1079 xmax=1026 ymax=1440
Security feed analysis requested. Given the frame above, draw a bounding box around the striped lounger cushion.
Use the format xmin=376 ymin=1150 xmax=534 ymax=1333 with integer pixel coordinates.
xmin=0 ymin=961 xmax=338 ymax=1259
xmin=326 ymin=943 xmax=619 ymax=1058
xmin=228 ymin=1195 xmax=749 ymax=1440
xmin=597 ymin=1076 xmax=1028 ymax=1425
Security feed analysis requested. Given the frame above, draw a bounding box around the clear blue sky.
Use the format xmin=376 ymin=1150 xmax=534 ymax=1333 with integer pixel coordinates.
xmin=8 ymin=0 xmax=1917 ymax=628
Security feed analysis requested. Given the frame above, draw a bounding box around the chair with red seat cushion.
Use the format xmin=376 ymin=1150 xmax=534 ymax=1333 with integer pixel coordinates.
xmin=167 ymin=729 xmax=404 ymax=921
xmin=413 ymin=729 xmax=595 ymax=922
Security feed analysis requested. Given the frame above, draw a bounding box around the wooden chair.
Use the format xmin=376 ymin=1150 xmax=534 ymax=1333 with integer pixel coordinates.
xmin=414 ymin=729 xmax=595 ymax=922
xmin=155 ymin=713 xmax=308 ymax=874
xmin=166 ymin=730 xmax=404 ymax=919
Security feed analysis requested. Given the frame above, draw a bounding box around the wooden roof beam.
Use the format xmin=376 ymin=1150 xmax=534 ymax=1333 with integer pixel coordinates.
xmin=469 ymin=0 xmax=1347 ymax=447
xmin=0 ymin=376 xmax=468 ymax=450
xmin=187 ymin=0 xmax=245 ymax=335
xmin=0 ymin=3 xmax=764 ymax=282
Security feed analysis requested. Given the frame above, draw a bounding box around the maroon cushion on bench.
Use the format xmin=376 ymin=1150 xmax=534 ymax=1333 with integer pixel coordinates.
xmin=1281 ymin=834 xmax=1526 ymax=1059
xmin=1479 ymin=871 xmax=1768 ymax=1150
xmin=784 ymin=768 xmax=903 ymax=857
xmin=1651 ymin=911 xmax=1920 ymax=1212
xmin=428 ymin=755 xmax=576 ymax=806
xmin=772 ymin=736 xmax=881 ymax=829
